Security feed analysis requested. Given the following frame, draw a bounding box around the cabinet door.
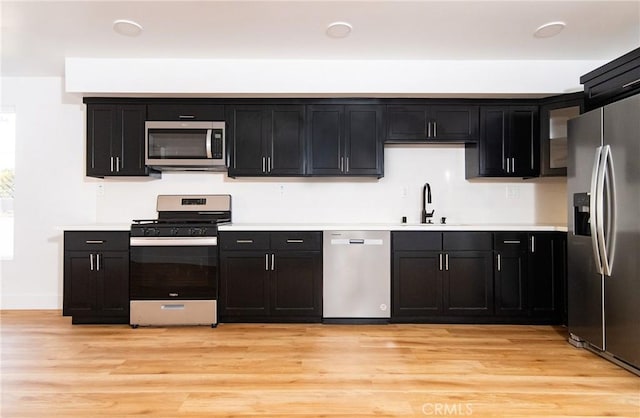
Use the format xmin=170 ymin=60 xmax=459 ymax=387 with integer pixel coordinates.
xmin=97 ymin=251 xmax=130 ymax=317
xmin=86 ymin=105 xmax=116 ymax=177
xmin=392 ymin=251 xmax=443 ymax=317
xmin=510 ymin=106 xmax=539 ymax=177
xmin=267 ymin=106 xmax=305 ymax=175
xmin=344 ymin=105 xmax=383 ymax=176
xmin=430 ymin=105 xmax=479 ymax=141
xmin=146 ymin=103 xmax=224 ymax=121
xmin=479 ymin=107 xmax=508 ymax=176
xmin=270 ymin=251 xmax=322 ymax=318
xmin=443 ymin=251 xmax=493 ymax=316
xmin=117 ymin=105 xmax=147 ymax=176
xmin=64 ymin=251 xmax=96 ymax=316
xmin=386 ymin=105 xmax=428 ymax=141
xmin=529 ymin=233 xmax=565 ymax=322
xmin=219 ymin=251 xmax=270 ymax=319
xmin=306 ymin=105 xmax=343 ymax=175
xmin=227 ymin=106 xmax=266 ymax=176
xmin=86 ymin=104 xmax=148 ymax=177
xmin=494 ymin=250 xmax=528 ymax=316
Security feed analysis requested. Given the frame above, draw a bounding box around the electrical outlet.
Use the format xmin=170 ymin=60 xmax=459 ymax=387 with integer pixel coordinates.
xmin=97 ymin=184 xmax=104 ymax=196
xmin=506 ymin=185 xmax=520 ymax=200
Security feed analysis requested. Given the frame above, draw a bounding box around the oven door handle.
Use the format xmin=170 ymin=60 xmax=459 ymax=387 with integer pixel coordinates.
xmin=130 ymin=237 xmax=218 ymax=246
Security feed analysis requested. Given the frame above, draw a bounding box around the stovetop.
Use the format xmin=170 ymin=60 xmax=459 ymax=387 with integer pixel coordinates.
xmin=131 ymin=219 xmax=229 ymax=237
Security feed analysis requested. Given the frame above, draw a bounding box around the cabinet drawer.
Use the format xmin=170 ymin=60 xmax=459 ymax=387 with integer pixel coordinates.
xmin=392 ymin=231 xmax=442 ymax=251
xmin=270 ymin=231 xmax=322 ymax=251
xmin=146 ymin=104 xmax=225 ymax=121
xmin=494 ymin=232 xmax=528 ymax=252
xmin=64 ymin=231 xmax=130 ymax=251
xmin=443 ymin=232 xmax=492 ymax=251
xmin=219 ymin=231 xmax=270 ymax=250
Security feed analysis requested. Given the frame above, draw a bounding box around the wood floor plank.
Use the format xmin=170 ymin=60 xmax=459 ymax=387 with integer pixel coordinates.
xmin=1 ymin=310 xmax=638 ymax=417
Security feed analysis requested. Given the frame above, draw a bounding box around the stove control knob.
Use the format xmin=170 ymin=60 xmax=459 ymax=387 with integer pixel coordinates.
xmin=170 ymin=228 xmax=179 ymax=236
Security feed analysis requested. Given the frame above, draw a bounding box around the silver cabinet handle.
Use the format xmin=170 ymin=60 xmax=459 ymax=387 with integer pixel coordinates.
xmin=622 ymin=78 xmax=640 ymax=88
xmin=503 ymin=240 xmax=521 ymax=244
xmin=497 ymin=253 xmax=501 ymax=272
xmin=178 ymin=115 xmax=195 ymax=119
xmin=265 ymin=254 xmax=269 ymax=271
xmin=89 ymin=253 xmax=94 ymax=271
xmin=530 ymin=236 xmax=535 ymax=253
xmin=236 ymin=239 xmax=254 ymax=244
xmin=96 ymin=253 xmax=100 ymax=271
xmin=445 ymin=253 xmax=449 ymax=271
xmin=511 ymin=157 xmax=515 ymax=173
xmin=427 ymin=121 xmax=432 ymax=138
xmin=439 ymin=253 xmax=443 ymax=271
xmin=340 ymin=157 xmax=344 ymax=172
xmin=506 ymin=158 xmax=510 ymax=173
xmin=110 ymin=156 xmax=114 ymax=172
xmin=267 ymin=156 xmax=272 ymax=173
xmin=346 ymin=157 xmax=349 ymax=173
xmin=433 ymin=122 xmax=437 ymax=138
xmin=116 ymin=156 xmax=121 ymax=172
xmin=286 ymin=239 xmax=304 ymax=243
xmin=85 ymin=240 xmax=104 ymax=244
xmin=271 ymin=253 xmax=275 ymax=271
xmin=262 ymin=157 xmax=266 ymax=173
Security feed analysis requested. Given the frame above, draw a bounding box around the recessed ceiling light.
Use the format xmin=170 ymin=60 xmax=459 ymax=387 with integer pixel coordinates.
xmin=326 ymin=21 xmax=352 ymax=39
xmin=534 ymin=21 xmax=566 ymax=38
xmin=113 ymin=19 xmax=143 ymax=37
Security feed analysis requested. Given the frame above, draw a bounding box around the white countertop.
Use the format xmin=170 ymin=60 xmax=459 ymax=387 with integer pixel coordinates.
xmin=59 ymin=223 xmax=567 ymax=233
xmin=218 ymin=223 xmax=568 ymax=232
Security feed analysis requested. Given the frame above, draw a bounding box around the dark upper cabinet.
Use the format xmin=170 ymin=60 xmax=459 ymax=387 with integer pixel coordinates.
xmin=539 ymin=92 xmax=583 ymax=177
xmin=86 ymin=104 xmax=152 ymax=177
xmin=385 ymin=105 xmax=479 ymax=143
xmin=146 ymin=103 xmax=224 ymax=121
xmin=63 ymin=231 xmax=130 ymax=324
xmin=465 ymin=105 xmax=539 ymax=178
xmin=227 ymin=105 xmax=305 ymax=177
xmin=307 ymin=105 xmax=384 ymax=177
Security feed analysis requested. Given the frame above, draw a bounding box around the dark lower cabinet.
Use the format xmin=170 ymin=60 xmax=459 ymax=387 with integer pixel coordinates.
xmin=529 ymin=232 xmax=566 ymax=323
xmin=219 ymin=231 xmax=322 ymax=322
xmin=392 ymin=230 xmax=566 ymax=324
xmin=443 ymin=251 xmax=494 ymax=316
xmin=392 ymin=231 xmax=493 ymax=321
xmin=63 ymin=231 xmax=129 ymax=324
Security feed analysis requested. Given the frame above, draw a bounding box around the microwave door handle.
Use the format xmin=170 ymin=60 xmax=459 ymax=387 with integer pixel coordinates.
xmin=205 ymin=129 xmax=213 ymax=159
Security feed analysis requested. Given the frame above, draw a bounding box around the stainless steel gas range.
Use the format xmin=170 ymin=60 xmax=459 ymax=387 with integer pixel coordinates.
xmin=129 ymin=194 xmax=231 ymax=327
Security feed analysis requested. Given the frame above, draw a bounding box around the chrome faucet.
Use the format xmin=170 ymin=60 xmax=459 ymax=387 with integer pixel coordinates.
xmin=421 ymin=182 xmax=434 ymax=224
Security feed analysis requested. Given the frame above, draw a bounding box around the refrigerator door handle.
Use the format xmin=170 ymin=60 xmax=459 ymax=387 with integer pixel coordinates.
xmin=598 ymin=145 xmax=617 ymax=276
xmin=590 ymin=146 xmax=604 ymax=274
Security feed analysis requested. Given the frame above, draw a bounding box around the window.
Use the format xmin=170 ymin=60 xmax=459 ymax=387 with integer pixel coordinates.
xmin=0 ymin=110 xmax=15 ymax=259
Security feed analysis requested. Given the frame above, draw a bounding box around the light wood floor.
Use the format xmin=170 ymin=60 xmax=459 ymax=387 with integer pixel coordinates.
xmin=1 ymin=311 xmax=638 ymax=417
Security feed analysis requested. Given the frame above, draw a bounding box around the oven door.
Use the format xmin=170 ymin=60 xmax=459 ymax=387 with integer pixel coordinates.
xmin=130 ymin=237 xmax=218 ymax=300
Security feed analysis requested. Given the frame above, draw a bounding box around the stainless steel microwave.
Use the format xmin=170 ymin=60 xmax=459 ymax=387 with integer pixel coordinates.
xmin=145 ymin=121 xmax=226 ymax=171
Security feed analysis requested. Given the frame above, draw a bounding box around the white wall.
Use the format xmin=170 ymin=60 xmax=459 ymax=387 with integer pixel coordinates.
xmin=1 ymin=75 xmax=568 ymax=310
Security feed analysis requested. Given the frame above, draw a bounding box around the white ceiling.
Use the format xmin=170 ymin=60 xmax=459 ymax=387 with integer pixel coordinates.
xmin=2 ymin=0 xmax=639 ymax=78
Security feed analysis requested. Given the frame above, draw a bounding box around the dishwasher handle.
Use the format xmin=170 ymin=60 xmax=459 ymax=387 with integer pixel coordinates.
xmin=349 ymin=239 xmax=365 ymax=244
xmin=330 ymin=238 xmax=385 ymax=246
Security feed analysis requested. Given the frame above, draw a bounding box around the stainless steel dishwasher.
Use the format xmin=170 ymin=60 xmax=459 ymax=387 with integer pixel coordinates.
xmin=323 ymin=230 xmax=391 ymax=321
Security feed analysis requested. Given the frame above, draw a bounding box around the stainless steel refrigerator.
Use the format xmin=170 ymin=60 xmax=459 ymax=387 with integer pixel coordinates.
xmin=567 ymin=93 xmax=640 ymax=375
